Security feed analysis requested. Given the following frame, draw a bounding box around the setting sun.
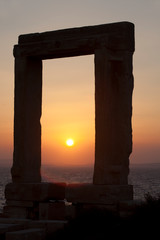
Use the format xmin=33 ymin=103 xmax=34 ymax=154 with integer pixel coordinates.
xmin=66 ymin=139 xmax=74 ymax=147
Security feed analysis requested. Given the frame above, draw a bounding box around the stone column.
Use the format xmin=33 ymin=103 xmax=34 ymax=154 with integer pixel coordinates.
xmin=11 ymin=56 xmax=42 ymax=183
xmin=93 ymin=48 xmax=134 ymax=185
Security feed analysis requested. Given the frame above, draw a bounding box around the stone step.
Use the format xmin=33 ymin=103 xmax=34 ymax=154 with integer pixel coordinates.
xmin=0 ymin=218 xmax=67 ymax=239
xmin=0 ymin=223 xmax=24 ymax=234
xmin=0 ymin=218 xmax=67 ymax=233
xmin=6 ymin=228 xmax=45 ymax=240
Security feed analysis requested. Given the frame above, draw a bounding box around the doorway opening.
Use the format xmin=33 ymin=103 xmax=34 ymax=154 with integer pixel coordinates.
xmin=41 ymin=55 xmax=95 ymax=183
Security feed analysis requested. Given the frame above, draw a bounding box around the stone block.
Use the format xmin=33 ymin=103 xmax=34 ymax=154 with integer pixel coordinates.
xmin=5 ymin=182 xmax=66 ymax=201
xmin=15 ymin=22 xmax=134 ymax=59
xmin=66 ymin=184 xmax=133 ymax=204
xmin=6 ymin=228 xmax=45 ymax=240
xmin=3 ymin=205 xmax=40 ymax=220
xmin=93 ymin=47 xmax=134 ymax=185
xmin=12 ymin=56 xmax=42 ymax=183
xmin=39 ymin=202 xmax=65 ymax=220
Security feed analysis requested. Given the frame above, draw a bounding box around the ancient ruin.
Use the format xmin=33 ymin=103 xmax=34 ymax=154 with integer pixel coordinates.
xmin=1 ymin=22 xmax=135 ymax=239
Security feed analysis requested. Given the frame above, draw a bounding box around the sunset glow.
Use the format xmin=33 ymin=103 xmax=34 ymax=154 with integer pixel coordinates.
xmin=0 ymin=1 xmax=160 ymax=167
xmin=41 ymin=56 xmax=95 ymax=166
xmin=66 ymin=139 xmax=74 ymax=147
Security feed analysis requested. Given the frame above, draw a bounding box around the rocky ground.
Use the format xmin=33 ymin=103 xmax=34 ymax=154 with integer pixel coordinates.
xmin=50 ymin=193 xmax=160 ymax=239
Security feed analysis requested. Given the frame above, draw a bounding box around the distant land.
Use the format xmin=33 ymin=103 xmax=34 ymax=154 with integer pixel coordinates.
xmin=0 ymin=159 xmax=12 ymax=167
xmin=0 ymin=160 xmax=160 ymax=168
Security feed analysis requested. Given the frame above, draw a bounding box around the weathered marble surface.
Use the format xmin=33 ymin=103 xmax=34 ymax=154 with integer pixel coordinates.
xmin=11 ymin=57 xmax=42 ymax=183
xmin=93 ymin=49 xmax=134 ymax=185
xmin=14 ymin=22 xmax=134 ymax=59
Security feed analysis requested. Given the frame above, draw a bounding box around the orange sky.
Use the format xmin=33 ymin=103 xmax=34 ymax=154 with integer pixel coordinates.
xmin=0 ymin=1 xmax=160 ymax=167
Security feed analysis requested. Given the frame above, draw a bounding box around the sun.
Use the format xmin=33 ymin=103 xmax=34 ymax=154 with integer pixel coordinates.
xmin=66 ymin=138 xmax=74 ymax=147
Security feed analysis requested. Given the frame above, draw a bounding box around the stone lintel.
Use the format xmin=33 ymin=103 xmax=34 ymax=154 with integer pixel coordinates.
xmin=18 ymin=22 xmax=134 ymax=44
xmin=5 ymin=183 xmax=66 ymax=201
xmin=13 ymin=22 xmax=134 ymax=59
xmin=66 ymin=184 xmax=133 ymax=204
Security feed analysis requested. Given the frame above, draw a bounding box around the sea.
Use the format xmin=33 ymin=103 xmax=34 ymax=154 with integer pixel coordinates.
xmin=0 ymin=163 xmax=160 ymax=212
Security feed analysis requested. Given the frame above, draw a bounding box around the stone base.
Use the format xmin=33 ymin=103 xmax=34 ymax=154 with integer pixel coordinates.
xmin=66 ymin=184 xmax=133 ymax=204
xmin=4 ymin=182 xmax=133 ymax=220
xmin=4 ymin=182 xmax=66 ymax=220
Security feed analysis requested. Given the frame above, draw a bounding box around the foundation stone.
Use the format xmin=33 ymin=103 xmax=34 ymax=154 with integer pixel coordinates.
xmin=66 ymin=184 xmax=133 ymax=204
xmin=5 ymin=183 xmax=66 ymax=201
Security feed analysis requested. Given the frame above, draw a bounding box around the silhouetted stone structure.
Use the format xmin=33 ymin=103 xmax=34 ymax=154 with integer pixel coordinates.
xmin=4 ymin=22 xmax=135 ymax=220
